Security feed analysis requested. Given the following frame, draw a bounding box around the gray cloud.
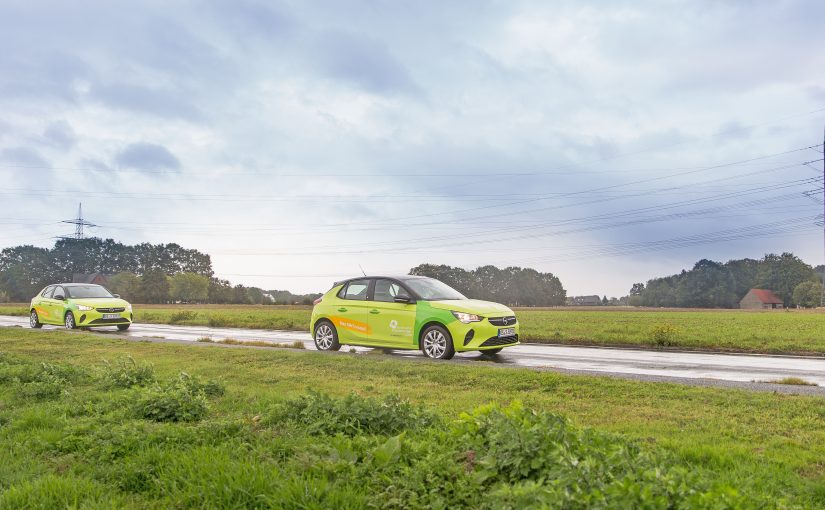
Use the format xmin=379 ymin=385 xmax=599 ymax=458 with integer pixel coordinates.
xmin=0 ymin=146 xmax=50 ymax=168
xmin=115 ymin=143 xmax=181 ymax=171
xmin=309 ymin=30 xmax=421 ymax=96
xmin=92 ymin=83 xmax=203 ymax=121
xmin=43 ymin=121 xmax=77 ymax=150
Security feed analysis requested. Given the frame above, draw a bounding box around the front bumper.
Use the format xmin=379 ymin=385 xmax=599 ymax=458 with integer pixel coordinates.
xmin=76 ymin=309 xmax=133 ymax=327
xmin=447 ymin=318 xmax=520 ymax=352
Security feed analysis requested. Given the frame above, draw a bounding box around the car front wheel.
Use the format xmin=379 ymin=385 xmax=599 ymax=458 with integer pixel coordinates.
xmin=30 ymin=310 xmax=42 ymax=329
xmin=421 ymin=325 xmax=455 ymax=360
xmin=314 ymin=321 xmax=341 ymax=351
xmin=64 ymin=312 xmax=76 ymax=330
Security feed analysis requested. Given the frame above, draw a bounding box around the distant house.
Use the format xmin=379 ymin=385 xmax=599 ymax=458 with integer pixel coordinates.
xmin=570 ymin=295 xmax=602 ymax=306
xmin=739 ymin=289 xmax=784 ymax=310
xmin=72 ymin=273 xmax=111 ymax=286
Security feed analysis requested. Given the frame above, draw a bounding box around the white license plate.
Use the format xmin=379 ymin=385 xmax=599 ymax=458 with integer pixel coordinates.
xmin=498 ymin=328 xmax=515 ymax=337
xmin=103 ymin=313 xmax=121 ymax=320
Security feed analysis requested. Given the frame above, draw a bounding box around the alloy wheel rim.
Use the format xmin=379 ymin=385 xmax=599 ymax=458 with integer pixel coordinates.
xmin=423 ymin=330 xmax=446 ymax=358
xmin=30 ymin=312 xmax=37 ymax=327
xmin=65 ymin=314 xmax=73 ymax=328
xmin=315 ymin=325 xmax=333 ymax=350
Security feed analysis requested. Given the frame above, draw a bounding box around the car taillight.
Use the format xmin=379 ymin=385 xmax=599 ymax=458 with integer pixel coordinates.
xmin=313 ymin=297 xmax=323 ymax=305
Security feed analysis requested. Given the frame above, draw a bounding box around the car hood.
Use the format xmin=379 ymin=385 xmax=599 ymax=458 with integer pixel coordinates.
xmin=70 ymin=298 xmax=130 ymax=308
xmin=428 ymin=299 xmax=514 ymax=316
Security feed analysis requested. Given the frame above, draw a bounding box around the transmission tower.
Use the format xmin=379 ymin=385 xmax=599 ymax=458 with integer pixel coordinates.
xmin=58 ymin=203 xmax=97 ymax=240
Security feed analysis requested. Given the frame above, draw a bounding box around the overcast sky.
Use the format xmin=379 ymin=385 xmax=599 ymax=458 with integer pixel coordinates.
xmin=1 ymin=0 xmax=824 ymax=295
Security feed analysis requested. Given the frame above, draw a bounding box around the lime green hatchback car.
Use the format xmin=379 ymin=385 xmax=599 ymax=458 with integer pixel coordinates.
xmin=30 ymin=283 xmax=133 ymax=331
xmin=310 ymin=276 xmax=519 ymax=359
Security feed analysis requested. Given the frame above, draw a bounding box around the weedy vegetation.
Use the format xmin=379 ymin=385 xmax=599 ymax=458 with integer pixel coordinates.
xmin=0 ymin=328 xmax=824 ymax=508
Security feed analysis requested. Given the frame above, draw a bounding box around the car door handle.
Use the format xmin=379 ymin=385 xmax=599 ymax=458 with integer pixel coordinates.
xmin=369 ymin=309 xmax=380 ymax=314
xmin=338 ymin=307 xmax=347 ymax=312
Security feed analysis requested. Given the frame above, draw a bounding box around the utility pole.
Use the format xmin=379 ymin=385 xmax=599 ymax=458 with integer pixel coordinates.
xmin=822 ymin=124 xmax=825 ymax=307
xmin=58 ymin=203 xmax=97 ymax=240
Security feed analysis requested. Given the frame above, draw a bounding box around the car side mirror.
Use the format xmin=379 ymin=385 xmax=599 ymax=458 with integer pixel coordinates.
xmin=394 ymin=296 xmax=412 ymax=304
xmin=54 ymin=295 xmax=65 ymax=301
xmin=113 ymin=294 xmax=120 ymax=299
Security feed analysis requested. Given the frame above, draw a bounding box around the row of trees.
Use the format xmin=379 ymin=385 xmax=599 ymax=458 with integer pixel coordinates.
xmin=107 ymin=272 xmax=274 ymax=305
xmin=630 ymin=253 xmax=823 ymax=308
xmin=409 ymin=264 xmax=566 ymax=306
xmin=0 ymin=238 xmax=212 ymax=302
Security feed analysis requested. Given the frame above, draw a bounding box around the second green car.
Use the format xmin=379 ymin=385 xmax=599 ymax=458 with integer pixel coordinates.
xmin=30 ymin=283 xmax=133 ymax=331
xmin=310 ymin=275 xmax=519 ymax=359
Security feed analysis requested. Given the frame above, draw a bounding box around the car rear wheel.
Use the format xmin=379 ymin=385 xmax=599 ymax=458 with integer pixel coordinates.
xmin=64 ymin=312 xmax=76 ymax=330
xmin=421 ymin=325 xmax=455 ymax=360
xmin=117 ymin=324 xmax=130 ymax=331
xmin=30 ymin=310 xmax=42 ymax=329
xmin=314 ymin=321 xmax=341 ymax=351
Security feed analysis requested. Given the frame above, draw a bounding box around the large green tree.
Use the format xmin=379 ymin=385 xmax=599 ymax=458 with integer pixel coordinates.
xmin=757 ymin=253 xmax=817 ymax=307
xmin=141 ymin=271 xmax=170 ymax=304
xmin=792 ymin=281 xmax=823 ymax=308
xmin=409 ymin=264 xmax=566 ymax=306
xmin=169 ymin=273 xmax=209 ymax=303
xmin=106 ymin=272 xmax=144 ymax=302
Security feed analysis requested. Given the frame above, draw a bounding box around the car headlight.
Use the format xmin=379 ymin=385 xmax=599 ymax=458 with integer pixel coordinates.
xmin=77 ymin=305 xmax=93 ymax=311
xmin=451 ymin=311 xmax=483 ymax=324
xmin=126 ymin=304 xmax=132 ymax=311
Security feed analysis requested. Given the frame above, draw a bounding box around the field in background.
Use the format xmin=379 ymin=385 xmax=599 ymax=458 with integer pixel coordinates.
xmin=2 ymin=304 xmax=824 ymax=355
xmin=1 ymin=328 xmax=824 ymax=507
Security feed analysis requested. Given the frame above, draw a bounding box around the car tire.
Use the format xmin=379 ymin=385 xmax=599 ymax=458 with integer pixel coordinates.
xmin=314 ymin=320 xmax=341 ymax=351
xmin=117 ymin=324 xmax=130 ymax=331
xmin=480 ymin=348 xmax=503 ymax=355
xmin=64 ymin=312 xmax=76 ymax=330
xmin=421 ymin=325 xmax=455 ymax=360
xmin=30 ymin=310 xmax=43 ymax=329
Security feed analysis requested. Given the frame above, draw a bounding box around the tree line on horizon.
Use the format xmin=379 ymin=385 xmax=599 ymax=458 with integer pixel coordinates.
xmin=0 ymin=238 xmax=292 ymax=304
xmin=408 ymin=263 xmax=567 ymax=306
xmin=629 ymin=253 xmax=824 ymax=309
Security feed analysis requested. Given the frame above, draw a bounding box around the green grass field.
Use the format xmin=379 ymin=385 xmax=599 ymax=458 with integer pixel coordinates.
xmin=1 ymin=328 xmax=824 ymax=507
xmin=2 ymin=303 xmax=825 ymax=355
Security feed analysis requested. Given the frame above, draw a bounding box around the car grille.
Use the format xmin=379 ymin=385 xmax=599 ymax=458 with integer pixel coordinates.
xmin=488 ymin=316 xmax=517 ymax=326
xmin=88 ymin=318 xmax=130 ymax=325
xmin=480 ymin=335 xmax=519 ymax=347
xmin=96 ymin=307 xmax=126 ymax=313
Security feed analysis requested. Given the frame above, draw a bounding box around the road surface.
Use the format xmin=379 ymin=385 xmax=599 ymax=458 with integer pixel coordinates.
xmin=2 ymin=315 xmax=824 ymax=394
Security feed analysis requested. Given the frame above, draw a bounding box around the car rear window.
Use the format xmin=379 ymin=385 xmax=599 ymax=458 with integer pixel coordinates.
xmin=341 ymin=280 xmax=369 ymax=301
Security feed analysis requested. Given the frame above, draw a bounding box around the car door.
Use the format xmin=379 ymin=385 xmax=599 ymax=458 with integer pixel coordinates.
xmin=33 ymin=286 xmax=55 ymax=324
xmin=330 ymin=279 xmax=373 ymax=344
xmin=43 ymin=285 xmax=65 ymax=324
xmin=368 ymin=279 xmax=417 ymax=348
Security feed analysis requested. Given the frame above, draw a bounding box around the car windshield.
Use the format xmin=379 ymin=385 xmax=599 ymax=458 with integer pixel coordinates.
xmin=66 ymin=285 xmax=114 ymax=299
xmin=404 ymin=278 xmax=466 ymax=301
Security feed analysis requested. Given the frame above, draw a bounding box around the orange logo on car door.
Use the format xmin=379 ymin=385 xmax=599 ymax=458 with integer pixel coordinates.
xmin=36 ymin=306 xmax=49 ymax=317
xmin=330 ymin=316 xmax=371 ymax=335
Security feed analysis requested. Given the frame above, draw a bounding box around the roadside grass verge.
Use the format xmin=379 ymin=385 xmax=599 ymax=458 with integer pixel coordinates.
xmin=1 ymin=328 xmax=824 ymax=507
xmin=765 ymin=377 xmax=818 ymax=386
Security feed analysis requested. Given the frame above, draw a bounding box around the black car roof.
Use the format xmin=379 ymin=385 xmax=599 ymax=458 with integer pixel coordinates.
xmin=50 ymin=283 xmax=104 ymax=287
xmin=333 ymin=275 xmax=429 ymax=286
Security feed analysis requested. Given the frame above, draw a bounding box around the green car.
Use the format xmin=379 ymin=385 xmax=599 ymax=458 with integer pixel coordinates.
xmin=30 ymin=283 xmax=133 ymax=331
xmin=310 ymin=276 xmax=519 ymax=359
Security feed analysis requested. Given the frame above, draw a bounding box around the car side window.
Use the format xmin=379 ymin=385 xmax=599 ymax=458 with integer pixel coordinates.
xmin=373 ymin=279 xmax=410 ymax=303
xmin=41 ymin=286 xmax=54 ymax=298
xmin=341 ymin=280 xmax=369 ymax=301
xmin=53 ymin=286 xmax=65 ymax=300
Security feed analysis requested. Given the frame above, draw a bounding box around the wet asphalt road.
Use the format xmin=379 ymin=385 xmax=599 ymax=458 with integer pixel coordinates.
xmin=3 ymin=315 xmax=824 ymax=395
